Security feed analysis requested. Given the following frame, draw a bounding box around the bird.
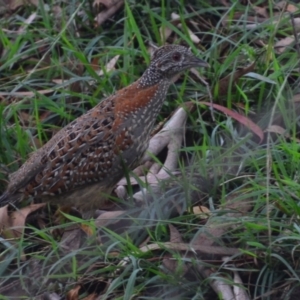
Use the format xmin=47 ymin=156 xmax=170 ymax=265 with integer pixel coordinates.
xmin=0 ymin=44 xmax=208 ymax=214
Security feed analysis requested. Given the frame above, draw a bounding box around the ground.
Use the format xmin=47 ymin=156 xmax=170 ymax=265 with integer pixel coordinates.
xmin=0 ymin=0 xmax=300 ymax=299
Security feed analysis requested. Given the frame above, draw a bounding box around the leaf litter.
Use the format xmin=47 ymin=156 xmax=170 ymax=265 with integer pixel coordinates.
xmin=1 ymin=0 xmax=300 ymax=299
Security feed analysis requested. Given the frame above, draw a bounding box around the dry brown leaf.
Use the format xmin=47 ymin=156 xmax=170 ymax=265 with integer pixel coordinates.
xmin=18 ymin=111 xmax=31 ymax=124
xmin=286 ymin=4 xmax=298 ymax=13
xmin=114 ymin=185 xmax=127 ymax=199
xmin=191 ymin=191 xmax=253 ymax=248
xmin=140 ymin=241 xmax=239 ymax=256
xmin=17 ymin=12 xmax=37 ymax=34
xmin=97 ymin=55 xmax=120 ymax=76
xmin=276 ymin=17 xmax=300 ymax=32
xmin=95 ymin=210 xmax=125 ymax=227
xmin=199 ymin=101 xmax=264 ymax=142
xmin=159 ymin=12 xmax=181 ymax=42
xmin=1 ymin=203 xmax=45 ymax=238
xmin=265 ymin=125 xmax=286 ymax=135
xmin=44 ymin=293 xmax=61 ymax=300
xmin=171 ymin=12 xmax=180 ymax=21
xmin=52 ymin=5 xmax=62 ymax=18
xmin=9 ymin=204 xmax=46 ymax=229
xmin=293 ymin=94 xmax=300 ymax=102
xmin=252 ymin=6 xmax=269 ymax=18
xmin=159 ymin=26 xmax=174 ymax=43
xmin=218 ymin=0 xmax=229 ymax=6
xmin=265 ymin=125 xmax=300 ymax=142
xmin=0 ymin=205 xmax=11 ymax=233
xmin=169 ymin=224 xmax=183 ymax=243
xmin=94 ymin=0 xmax=119 ymax=8
xmin=276 ymin=1 xmax=298 ymax=13
xmin=60 ymin=226 xmax=86 ymax=253
xmin=178 ymin=24 xmax=201 ymax=44
xmin=164 ymin=226 xmax=190 ymax=275
xmin=162 ymin=254 xmax=189 ymax=275
xmin=94 ymin=0 xmax=124 ymax=27
xmin=7 ymin=0 xmax=38 ymax=10
xmin=160 ymin=12 xmax=201 ymax=44
xmin=217 ymin=62 xmax=256 ymax=96
xmin=81 ymin=224 xmax=95 ymax=236
xmin=95 ymin=210 xmax=132 ymax=245
xmin=93 ymin=0 xmax=101 ymax=7
xmin=274 ymin=36 xmax=294 ymax=54
xmin=233 ymin=270 xmax=250 ymax=300
xmin=193 ymin=205 xmax=211 ymax=219
xmin=169 ymin=13 xmax=200 ymax=44
xmin=67 ymin=285 xmax=81 ymax=300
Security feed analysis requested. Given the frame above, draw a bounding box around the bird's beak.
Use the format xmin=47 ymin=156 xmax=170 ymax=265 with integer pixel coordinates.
xmin=193 ymin=57 xmax=210 ymax=68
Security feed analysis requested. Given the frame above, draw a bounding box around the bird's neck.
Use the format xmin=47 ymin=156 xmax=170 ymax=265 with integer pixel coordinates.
xmin=138 ymin=66 xmax=166 ymax=88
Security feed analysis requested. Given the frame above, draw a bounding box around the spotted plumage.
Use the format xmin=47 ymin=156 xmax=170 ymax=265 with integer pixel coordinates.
xmin=0 ymin=44 xmax=208 ymax=212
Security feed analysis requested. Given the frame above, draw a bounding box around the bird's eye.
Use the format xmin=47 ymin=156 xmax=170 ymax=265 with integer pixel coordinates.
xmin=172 ymin=52 xmax=181 ymax=61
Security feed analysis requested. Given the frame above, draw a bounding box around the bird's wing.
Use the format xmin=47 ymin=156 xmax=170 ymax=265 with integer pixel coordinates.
xmin=2 ymin=79 xmax=159 ymax=203
xmin=5 ymin=97 xmax=117 ymax=199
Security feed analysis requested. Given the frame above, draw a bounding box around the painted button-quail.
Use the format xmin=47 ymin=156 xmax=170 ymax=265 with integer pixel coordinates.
xmin=0 ymin=44 xmax=208 ymax=212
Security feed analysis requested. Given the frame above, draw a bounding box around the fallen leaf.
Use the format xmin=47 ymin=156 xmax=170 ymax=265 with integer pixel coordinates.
xmin=159 ymin=12 xmax=181 ymax=42
xmin=17 ymin=12 xmax=37 ymax=34
xmin=265 ymin=125 xmax=300 ymax=142
xmin=7 ymin=0 xmax=38 ymax=10
xmin=252 ymin=6 xmax=268 ymax=18
xmin=276 ymin=1 xmax=298 ymax=13
xmin=193 ymin=205 xmax=211 ymax=219
xmin=1 ymin=203 xmax=46 ymax=238
xmin=95 ymin=210 xmax=125 ymax=227
xmin=94 ymin=0 xmax=124 ymax=27
xmin=159 ymin=26 xmax=174 ymax=43
xmin=0 ymin=205 xmax=11 ymax=234
xmin=67 ymin=285 xmax=81 ymax=300
xmin=274 ymin=36 xmax=294 ymax=54
xmin=191 ymin=191 xmax=253 ymax=248
xmin=233 ymin=270 xmax=250 ymax=299
xmin=140 ymin=241 xmax=239 ymax=256
xmin=293 ymin=94 xmax=300 ymax=103
xmin=162 ymin=225 xmax=188 ymax=274
xmin=94 ymin=0 xmax=119 ymax=8
xmin=286 ymin=4 xmax=298 ymax=13
xmin=265 ymin=125 xmax=286 ymax=135
xmin=97 ymin=55 xmax=120 ymax=76
xmin=199 ymin=101 xmax=264 ymax=142
xmin=169 ymin=224 xmax=183 ymax=243
xmin=178 ymin=24 xmax=201 ymax=44
xmin=217 ymin=62 xmax=256 ymax=96
xmin=171 ymin=12 xmax=201 ymax=43
xmin=218 ymin=0 xmax=229 ymax=6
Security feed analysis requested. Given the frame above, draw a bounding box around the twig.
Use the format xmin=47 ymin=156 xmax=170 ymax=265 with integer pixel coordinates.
xmin=140 ymin=241 xmax=240 ymax=256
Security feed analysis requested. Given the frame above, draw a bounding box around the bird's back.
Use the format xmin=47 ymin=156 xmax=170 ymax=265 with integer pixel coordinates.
xmin=0 ymin=79 xmax=169 ymax=209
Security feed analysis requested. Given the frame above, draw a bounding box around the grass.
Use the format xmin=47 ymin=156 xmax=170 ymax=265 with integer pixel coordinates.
xmin=1 ymin=0 xmax=300 ymax=299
